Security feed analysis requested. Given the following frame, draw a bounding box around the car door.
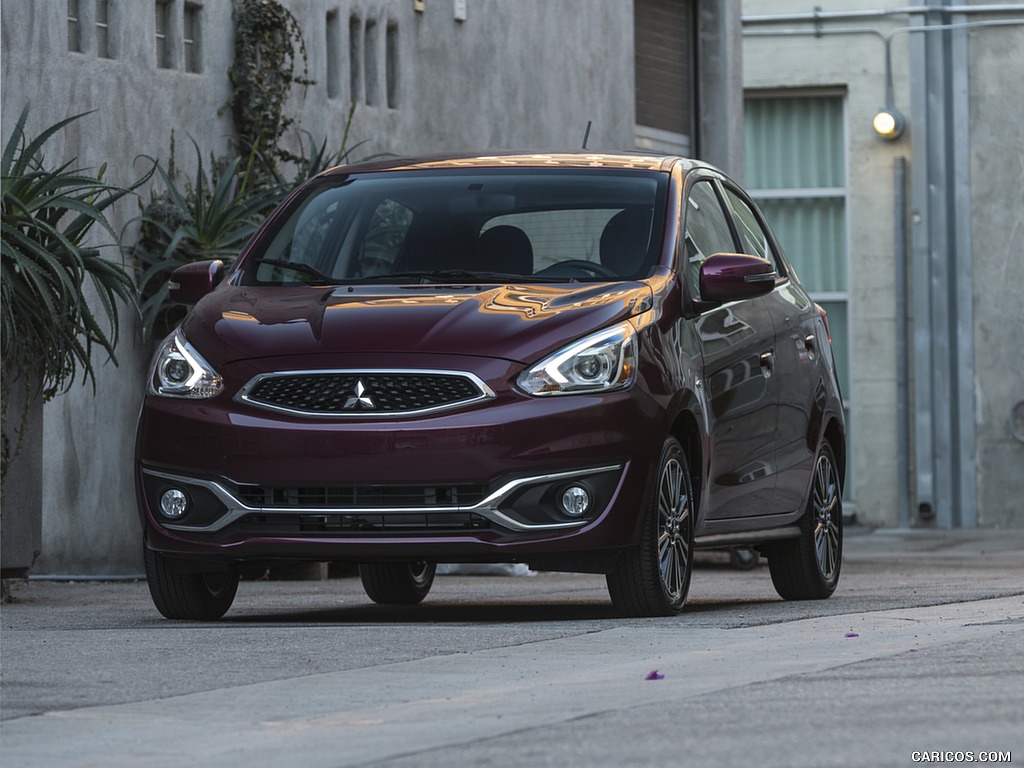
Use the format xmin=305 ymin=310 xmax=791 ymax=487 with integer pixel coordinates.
xmin=683 ymin=178 xmax=779 ymax=520
xmin=721 ymin=184 xmax=822 ymax=514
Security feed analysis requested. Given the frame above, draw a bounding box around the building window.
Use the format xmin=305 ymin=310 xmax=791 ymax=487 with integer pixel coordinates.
xmin=326 ymin=11 xmax=341 ymax=99
xmin=183 ymin=3 xmax=201 ymax=73
xmin=155 ymin=0 xmax=172 ymax=68
xmin=364 ymin=19 xmax=379 ymax=106
xmin=96 ymin=0 xmax=111 ymax=58
xmin=349 ymin=16 xmax=362 ymax=103
xmin=634 ymin=0 xmax=696 ymax=155
xmin=68 ymin=0 xmax=82 ymax=53
xmin=744 ymin=92 xmax=851 ymax=486
xmin=386 ymin=22 xmax=399 ymax=108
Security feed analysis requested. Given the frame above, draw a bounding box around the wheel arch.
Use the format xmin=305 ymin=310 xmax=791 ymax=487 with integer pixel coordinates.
xmin=669 ymin=408 xmax=704 ymax=522
xmin=823 ymin=415 xmax=846 ymax=492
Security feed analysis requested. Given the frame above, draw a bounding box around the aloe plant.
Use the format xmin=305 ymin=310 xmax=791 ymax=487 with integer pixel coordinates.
xmin=134 ymin=103 xmax=386 ymax=341
xmin=1 ymin=106 xmax=143 ymax=392
xmin=132 ymin=140 xmax=282 ymax=340
xmin=1 ymin=105 xmax=149 ymax=483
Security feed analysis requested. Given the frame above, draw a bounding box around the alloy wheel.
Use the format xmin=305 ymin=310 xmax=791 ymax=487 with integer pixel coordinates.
xmin=812 ymin=452 xmax=841 ymax=582
xmin=657 ymin=455 xmax=692 ymax=603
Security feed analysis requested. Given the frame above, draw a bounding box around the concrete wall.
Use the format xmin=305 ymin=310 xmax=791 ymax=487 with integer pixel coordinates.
xmin=1 ymin=0 xmax=637 ymax=574
xmin=968 ymin=19 xmax=1024 ymax=527
xmin=742 ymin=1 xmax=1024 ymax=528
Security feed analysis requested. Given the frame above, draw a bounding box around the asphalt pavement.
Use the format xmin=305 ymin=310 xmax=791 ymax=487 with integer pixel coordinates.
xmin=1 ymin=526 xmax=1022 ymax=768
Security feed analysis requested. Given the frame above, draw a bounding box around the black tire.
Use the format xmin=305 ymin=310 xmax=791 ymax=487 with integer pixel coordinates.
xmin=359 ymin=561 xmax=436 ymax=605
xmin=607 ymin=436 xmax=695 ymax=617
xmin=768 ymin=441 xmax=843 ymax=600
xmin=143 ymin=545 xmax=239 ymax=620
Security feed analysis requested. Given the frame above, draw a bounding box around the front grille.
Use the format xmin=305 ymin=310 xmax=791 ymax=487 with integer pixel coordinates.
xmin=238 ymin=371 xmax=490 ymax=417
xmin=238 ymin=511 xmax=492 ymax=534
xmin=236 ymin=483 xmax=489 ymax=509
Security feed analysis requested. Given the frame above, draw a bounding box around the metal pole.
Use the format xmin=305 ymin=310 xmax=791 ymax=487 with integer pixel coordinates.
xmin=895 ymin=156 xmax=910 ymax=528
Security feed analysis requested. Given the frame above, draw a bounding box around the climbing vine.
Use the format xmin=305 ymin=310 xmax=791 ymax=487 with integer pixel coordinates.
xmin=134 ymin=3 xmax=374 ymax=343
xmin=227 ymin=0 xmax=315 ymax=179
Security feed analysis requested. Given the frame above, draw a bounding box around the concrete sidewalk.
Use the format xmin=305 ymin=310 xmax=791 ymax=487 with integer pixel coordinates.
xmin=2 ymin=525 xmax=1022 ymax=768
xmin=842 ymin=525 xmax=1024 ymax=557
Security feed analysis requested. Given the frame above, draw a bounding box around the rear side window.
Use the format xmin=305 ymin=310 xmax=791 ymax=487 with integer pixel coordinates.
xmin=480 ymin=209 xmax=623 ymax=272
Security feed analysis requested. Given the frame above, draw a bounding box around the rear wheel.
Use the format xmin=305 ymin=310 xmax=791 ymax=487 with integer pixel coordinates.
xmin=359 ymin=561 xmax=436 ymax=605
xmin=143 ymin=545 xmax=239 ymax=620
xmin=768 ymin=441 xmax=843 ymax=600
xmin=607 ymin=436 xmax=695 ymax=617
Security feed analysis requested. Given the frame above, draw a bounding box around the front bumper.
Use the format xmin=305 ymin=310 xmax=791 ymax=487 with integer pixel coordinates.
xmin=137 ymin=368 xmax=665 ymax=565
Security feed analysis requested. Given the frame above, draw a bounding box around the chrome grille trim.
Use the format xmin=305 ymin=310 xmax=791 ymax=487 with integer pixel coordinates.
xmin=235 ymin=369 xmax=495 ymax=418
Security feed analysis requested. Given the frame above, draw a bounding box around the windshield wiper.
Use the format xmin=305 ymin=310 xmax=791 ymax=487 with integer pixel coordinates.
xmin=257 ymin=258 xmax=340 ymax=284
xmin=356 ymin=270 xmax=570 ymax=284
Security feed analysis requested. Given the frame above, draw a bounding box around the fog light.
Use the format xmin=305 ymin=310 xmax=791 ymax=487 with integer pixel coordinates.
xmin=160 ymin=488 xmax=189 ymax=518
xmin=560 ymin=485 xmax=592 ymax=517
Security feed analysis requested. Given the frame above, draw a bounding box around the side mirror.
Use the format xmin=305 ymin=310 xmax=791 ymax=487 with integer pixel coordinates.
xmin=168 ymin=260 xmax=224 ymax=304
xmin=699 ymin=253 xmax=777 ymax=302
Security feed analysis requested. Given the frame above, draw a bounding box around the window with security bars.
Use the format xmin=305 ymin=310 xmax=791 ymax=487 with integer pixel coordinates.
xmin=744 ymin=92 xmax=851 ymax=491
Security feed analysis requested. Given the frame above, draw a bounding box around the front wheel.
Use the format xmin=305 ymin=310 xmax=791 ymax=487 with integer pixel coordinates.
xmin=607 ymin=436 xmax=695 ymax=617
xmin=768 ymin=441 xmax=843 ymax=600
xmin=143 ymin=545 xmax=239 ymax=620
xmin=359 ymin=561 xmax=436 ymax=605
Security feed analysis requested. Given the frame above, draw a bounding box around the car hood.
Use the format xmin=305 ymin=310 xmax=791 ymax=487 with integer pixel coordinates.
xmin=182 ymin=282 xmax=654 ymax=366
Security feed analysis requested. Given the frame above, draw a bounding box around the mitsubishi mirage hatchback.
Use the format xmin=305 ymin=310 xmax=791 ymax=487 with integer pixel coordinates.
xmin=136 ymin=152 xmax=845 ymax=619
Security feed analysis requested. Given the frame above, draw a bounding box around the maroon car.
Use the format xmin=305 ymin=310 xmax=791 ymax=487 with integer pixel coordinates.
xmin=137 ymin=152 xmax=845 ymax=619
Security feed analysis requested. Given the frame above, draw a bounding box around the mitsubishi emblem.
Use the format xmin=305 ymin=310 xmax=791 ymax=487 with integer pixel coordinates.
xmin=344 ymin=380 xmax=375 ymax=410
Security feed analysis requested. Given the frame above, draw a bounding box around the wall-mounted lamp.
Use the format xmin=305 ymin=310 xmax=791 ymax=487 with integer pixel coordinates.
xmin=873 ymin=36 xmax=905 ymax=140
xmin=873 ymin=107 xmax=905 ymax=140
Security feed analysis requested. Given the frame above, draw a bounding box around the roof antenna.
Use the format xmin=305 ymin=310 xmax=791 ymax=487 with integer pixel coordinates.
xmin=581 ymin=120 xmax=592 ymax=150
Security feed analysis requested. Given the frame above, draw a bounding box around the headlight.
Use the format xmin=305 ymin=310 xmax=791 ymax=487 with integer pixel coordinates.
xmin=148 ymin=330 xmax=223 ymax=399
xmin=517 ymin=322 xmax=637 ymax=396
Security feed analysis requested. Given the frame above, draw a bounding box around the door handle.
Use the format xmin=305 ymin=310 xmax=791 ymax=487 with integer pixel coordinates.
xmin=804 ymin=333 xmax=817 ymax=359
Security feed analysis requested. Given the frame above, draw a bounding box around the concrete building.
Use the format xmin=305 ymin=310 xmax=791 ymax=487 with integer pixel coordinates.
xmin=741 ymin=1 xmax=1024 ymax=529
xmin=1 ymin=1 xmax=741 ymax=574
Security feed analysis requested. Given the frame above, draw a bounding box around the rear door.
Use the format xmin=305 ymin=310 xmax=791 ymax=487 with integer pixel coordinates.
xmin=683 ymin=177 xmax=779 ymax=520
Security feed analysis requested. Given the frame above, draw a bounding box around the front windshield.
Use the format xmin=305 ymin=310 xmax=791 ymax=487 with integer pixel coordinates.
xmin=240 ymin=169 xmax=668 ymax=285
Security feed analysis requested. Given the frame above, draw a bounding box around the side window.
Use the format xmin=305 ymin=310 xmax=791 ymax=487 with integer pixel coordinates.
xmin=723 ymin=187 xmax=779 ymax=271
xmin=683 ymin=180 xmax=737 ymax=297
xmin=358 ymin=198 xmax=413 ymax=277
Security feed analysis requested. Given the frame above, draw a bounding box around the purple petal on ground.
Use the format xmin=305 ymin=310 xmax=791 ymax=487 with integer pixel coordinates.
xmin=645 ymin=670 xmax=665 ymax=680
xmin=844 ymin=632 xmax=860 ymax=638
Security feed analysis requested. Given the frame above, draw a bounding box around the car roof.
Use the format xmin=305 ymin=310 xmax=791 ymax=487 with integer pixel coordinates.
xmin=324 ymin=151 xmax=712 ymax=176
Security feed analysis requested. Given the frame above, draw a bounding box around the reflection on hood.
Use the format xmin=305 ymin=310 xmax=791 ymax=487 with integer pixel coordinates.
xmin=185 ymin=282 xmax=655 ymax=364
